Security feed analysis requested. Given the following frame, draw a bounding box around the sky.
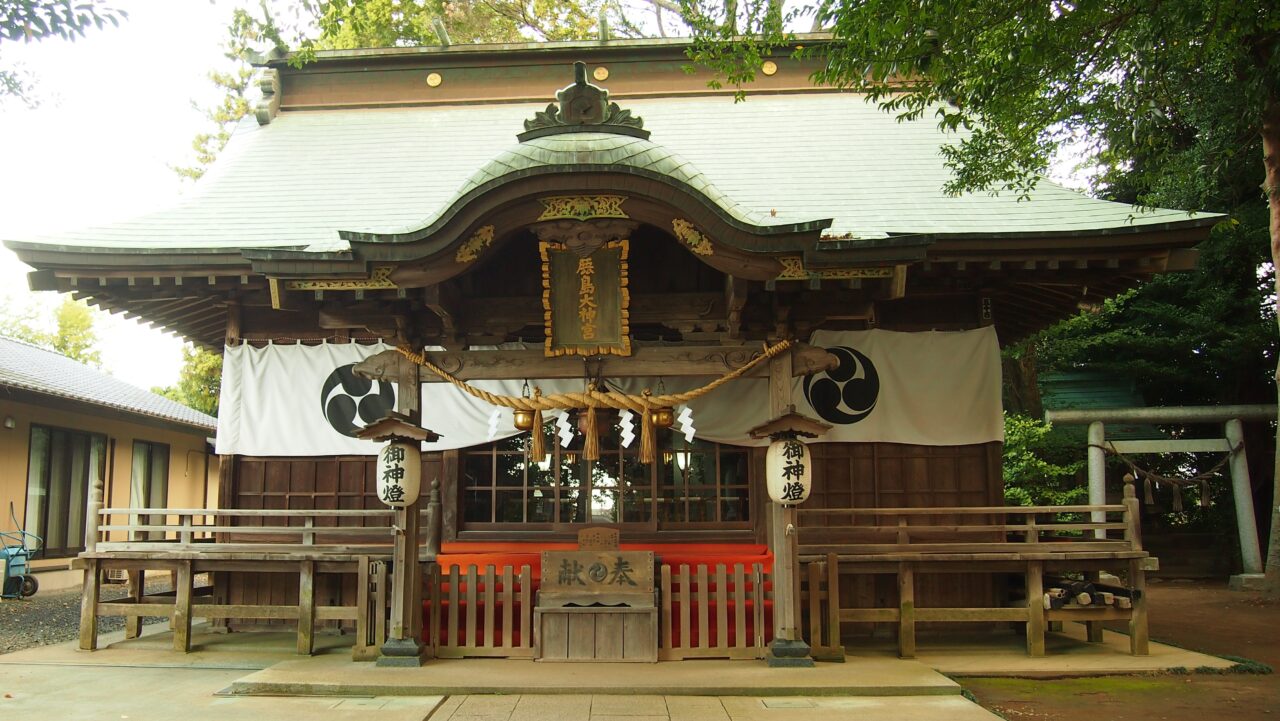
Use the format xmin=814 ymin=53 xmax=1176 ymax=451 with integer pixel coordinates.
xmin=0 ymin=0 xmax=253 ymax=390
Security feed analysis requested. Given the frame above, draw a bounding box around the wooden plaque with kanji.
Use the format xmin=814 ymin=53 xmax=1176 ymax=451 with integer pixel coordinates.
xmin=540 ymin=239 xmax=631 ymax=357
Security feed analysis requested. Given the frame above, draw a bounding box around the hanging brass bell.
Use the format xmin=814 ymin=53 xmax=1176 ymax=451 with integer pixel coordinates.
xmin=650 ymin=406 xmax=675 ymax=428
xmin=513 ymin=408 xmax=536 ymax=431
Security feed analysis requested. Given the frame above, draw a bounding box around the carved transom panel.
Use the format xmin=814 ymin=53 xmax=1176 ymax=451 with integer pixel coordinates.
xmin=537 ymin=195 xmax=629 ymax=222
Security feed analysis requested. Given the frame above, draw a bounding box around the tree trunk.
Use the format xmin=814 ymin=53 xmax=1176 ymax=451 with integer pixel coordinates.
xmin=1264 ymin=99 xmax=1280 ymax=597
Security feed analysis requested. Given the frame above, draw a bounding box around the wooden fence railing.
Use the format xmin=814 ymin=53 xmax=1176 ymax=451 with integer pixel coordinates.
xmin=90 ymin=507 xmax=404 ymax=554
xmin=795 ymin=490 xmax=1151 ymax=658
xmin=420 ymin=561 xmax=772 ymax=661
xmin=425 ymin=563 xmax=536 ymax=658
xmin=796 ymin=500 xmax=1140 ymax=557
xmin=658 ymin=563 xmax=769 ymax=661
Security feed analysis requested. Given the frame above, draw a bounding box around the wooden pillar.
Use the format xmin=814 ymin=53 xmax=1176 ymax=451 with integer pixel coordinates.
xmin=1084 ymin=570 xmax=1104 ymax=643
xmin=425 ymin=479 xmax=441 ymax=559
xmin=897 ymin=562 xmax=916 ymax=659
xmin=1026 ymin=561 xmax=1045 ymax=657
xmin=764 ymin=349 xmax=813 ymax=666
xmin=78 ymin=559 xmax=100 ymax=651
xmin=84 ymin=476 xmax=103 ymax=553
xmin=297 ymin=560 xmax=316 ymax=655
xmin=379 ymin=357 xmax=426 ymax=667
xmin=1128 ymin=558 xmax=1149 ymax=656
xmin=173 ymin=561 xmax=193 ymax=653
xmin=125 ymin=570 xmax=145 ymax=640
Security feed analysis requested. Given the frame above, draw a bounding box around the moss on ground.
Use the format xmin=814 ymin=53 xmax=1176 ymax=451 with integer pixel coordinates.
xmin=964 ymin=676 xmax=1195 ymax=698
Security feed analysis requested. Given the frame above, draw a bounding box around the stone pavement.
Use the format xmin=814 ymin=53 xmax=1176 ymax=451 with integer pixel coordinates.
xmin=428 ymin=694 xmax=1001 ymax=721
xmin=0 ymin=619 xmax=1234 ymax=721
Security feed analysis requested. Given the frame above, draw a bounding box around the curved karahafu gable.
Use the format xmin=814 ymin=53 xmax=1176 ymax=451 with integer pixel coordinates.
xmin=244 ymin=62 xmax=834 ymax=283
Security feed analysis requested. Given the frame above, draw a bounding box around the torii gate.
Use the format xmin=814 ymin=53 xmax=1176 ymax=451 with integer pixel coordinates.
xmin=1045 ymin=404 xmax=1272 ymax=591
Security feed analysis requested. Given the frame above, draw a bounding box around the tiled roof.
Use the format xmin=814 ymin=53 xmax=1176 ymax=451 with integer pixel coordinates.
xmin=3 ymin=93 xmax=1216 ymax=255
xmin=0 ymin=336 xmax=216 ymax=432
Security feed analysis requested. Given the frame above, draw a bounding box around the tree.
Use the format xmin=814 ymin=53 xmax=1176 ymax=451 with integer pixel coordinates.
xmin=1002 ymin=413 xmax=1085 ymax=508
xmin=0 ymin=295 xmax=103 ymax=367
xmin=0 ymin=1 xmax=126 ymax=103
xmin=174 ymin=5 xmax=282 ymax=180
xmin=685 ymin=0 xmax=1280 ymax=593
xmin=153 ymin=346 xmax=222 ymax=417
xmin=178 ymin=0 xmax=666 ymax=179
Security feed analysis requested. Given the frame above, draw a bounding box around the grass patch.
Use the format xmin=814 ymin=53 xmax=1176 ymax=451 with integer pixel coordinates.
xmin=962 ymin=676 xmax=1187 ymax=697
xmin=1167 ymin=656 xmax=1272 ymax=675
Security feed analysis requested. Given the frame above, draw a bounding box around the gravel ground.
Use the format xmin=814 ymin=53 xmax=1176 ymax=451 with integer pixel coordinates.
xmin=0 ymin=577 xmax=180 ymax=655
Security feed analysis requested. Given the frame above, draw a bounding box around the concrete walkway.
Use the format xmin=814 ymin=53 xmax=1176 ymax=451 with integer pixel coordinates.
xmin=0 ymin=620 xmax=1236 ymax=721
xmin=0 ymin=663 xmax=445 ymax=721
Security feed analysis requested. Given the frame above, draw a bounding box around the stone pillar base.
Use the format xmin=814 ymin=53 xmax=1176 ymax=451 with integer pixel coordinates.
xmin=766 ymin=638 xmax=814 ymax=667
xmin=1229 ymin=573 xmax=1266 ymax=592
xmin=376 ymin=637 xmax=426 ymax=667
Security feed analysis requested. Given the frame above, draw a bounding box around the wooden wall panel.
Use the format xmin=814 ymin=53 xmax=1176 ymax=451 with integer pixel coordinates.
xmin=805 ymin=441 xmax=1005 ymax=633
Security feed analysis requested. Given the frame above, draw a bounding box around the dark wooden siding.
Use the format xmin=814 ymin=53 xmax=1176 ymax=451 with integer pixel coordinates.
xmin=218 ymin=454 xmax=441 ymax=628
xmin=800 ymin=441 xmax=1006 ymax=637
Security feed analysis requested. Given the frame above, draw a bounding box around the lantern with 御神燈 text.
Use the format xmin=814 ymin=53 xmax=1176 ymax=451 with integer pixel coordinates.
xmin=749 ymin=409 xmax=830 ymax=506
xmin=376 ymin=440 xmax=421 ymax=507
xmin=765 ymin=438 xmax=812 ymax=505
xmin=354 ymin=412 xmax=440 ymax=508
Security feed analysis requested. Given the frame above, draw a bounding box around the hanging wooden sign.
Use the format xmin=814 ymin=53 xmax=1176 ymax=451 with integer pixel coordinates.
xmin=540 ymin=238 xmax=631 ymax=357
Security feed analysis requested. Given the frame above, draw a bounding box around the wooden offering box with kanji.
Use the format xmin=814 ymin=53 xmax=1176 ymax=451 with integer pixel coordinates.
xmin=534 ymin=549 xmax=657 ymax=662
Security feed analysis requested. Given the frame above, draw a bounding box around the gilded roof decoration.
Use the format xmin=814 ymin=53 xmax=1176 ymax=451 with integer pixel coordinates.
xmin=537 ymin=195 xmax=629 ymax=222
xmin=775 ymin=256 xmax=895 ymax=280
xmin=671 ymin=219 xmax=714 ymax=256
xmin=519 ymin=61 xmax=648 ymax=141
xmin=286 ymin=266 xmax=396 ymax=290
xmin=454 ymin=225 xmax=496 ymax=263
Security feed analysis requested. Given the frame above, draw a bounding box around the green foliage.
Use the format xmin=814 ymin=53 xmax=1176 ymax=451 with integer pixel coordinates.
xmin=685 ymin=0 xmax=1280 ymax=201
xmin=305 ymin=0 xmax=613 ymax=48
xmin=152 ymin=346 xmax=222 ymax=417
xmin=1001 ymin=413 xmax=1085 ymax=507
xmin=1031 ymin=214 xmax=1274 ymax=408
xmin=182 ymin=0 xmax=671 ymax=178
xmin=0 ymin=1 xmax=126 ymax=104
xmin=0 ymin=295 xmax=103 ymax=367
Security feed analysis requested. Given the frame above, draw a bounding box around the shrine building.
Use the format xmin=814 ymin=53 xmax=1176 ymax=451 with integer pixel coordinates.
xmin=3 ymin=35 xmax=1213 ymax=666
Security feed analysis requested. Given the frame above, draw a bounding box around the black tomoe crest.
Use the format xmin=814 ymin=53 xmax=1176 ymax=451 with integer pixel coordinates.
xmin=320 ymin=364 xmax=396 ymax=437
xmin=802 ymin=346 xmax=879 ymax=425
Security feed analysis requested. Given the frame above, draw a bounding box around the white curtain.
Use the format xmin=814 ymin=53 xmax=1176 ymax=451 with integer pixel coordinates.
xmin=214 ymin=328 xmax=1002 ymax=456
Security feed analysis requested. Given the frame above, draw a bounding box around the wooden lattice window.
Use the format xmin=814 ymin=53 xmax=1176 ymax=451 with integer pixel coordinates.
xmin=460 ymin=427 xmax=751 ymax=533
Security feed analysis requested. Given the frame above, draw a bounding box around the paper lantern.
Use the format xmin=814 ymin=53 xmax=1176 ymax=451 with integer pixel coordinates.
xmin=765 ymin=438 xmax=811 ymax=505
xmin=376 ymin=440 xmax=421 ymax=507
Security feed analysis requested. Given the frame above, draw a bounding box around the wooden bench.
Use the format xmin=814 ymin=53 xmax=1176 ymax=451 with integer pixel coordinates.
xmin=75 ymin=505 xmax=438 ymax=659
xmin=796 ymin=480 xmax=1151 ymax=658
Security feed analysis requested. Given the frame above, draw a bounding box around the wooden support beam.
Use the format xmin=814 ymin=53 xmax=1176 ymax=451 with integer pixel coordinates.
xmin=724 ymin=275 xmax=748 ymax=342
xmin=125 ymin=570 xmax=145 ymax=639
xmin=1026 ymin=561 xmax=1046 ymax=657
xmin=1084 ymin=570 xmax=1105 ymax=642
xmin=173 ymin=561 xmax=193 ymax=652
xmin=898 ymin=562 xmax=915 ymax=659
xmin=424 ymin=284 xmax=463 ymax=349
xmin=78 ymin=559 xmax=101 ymax=651
xmin=1128 ymin=559 xmax=1149 ymax=656
xmin=355 ymin=343 xmax=838 ymax=384
xmin=297 ymin=560 xmax=316 ymax=655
